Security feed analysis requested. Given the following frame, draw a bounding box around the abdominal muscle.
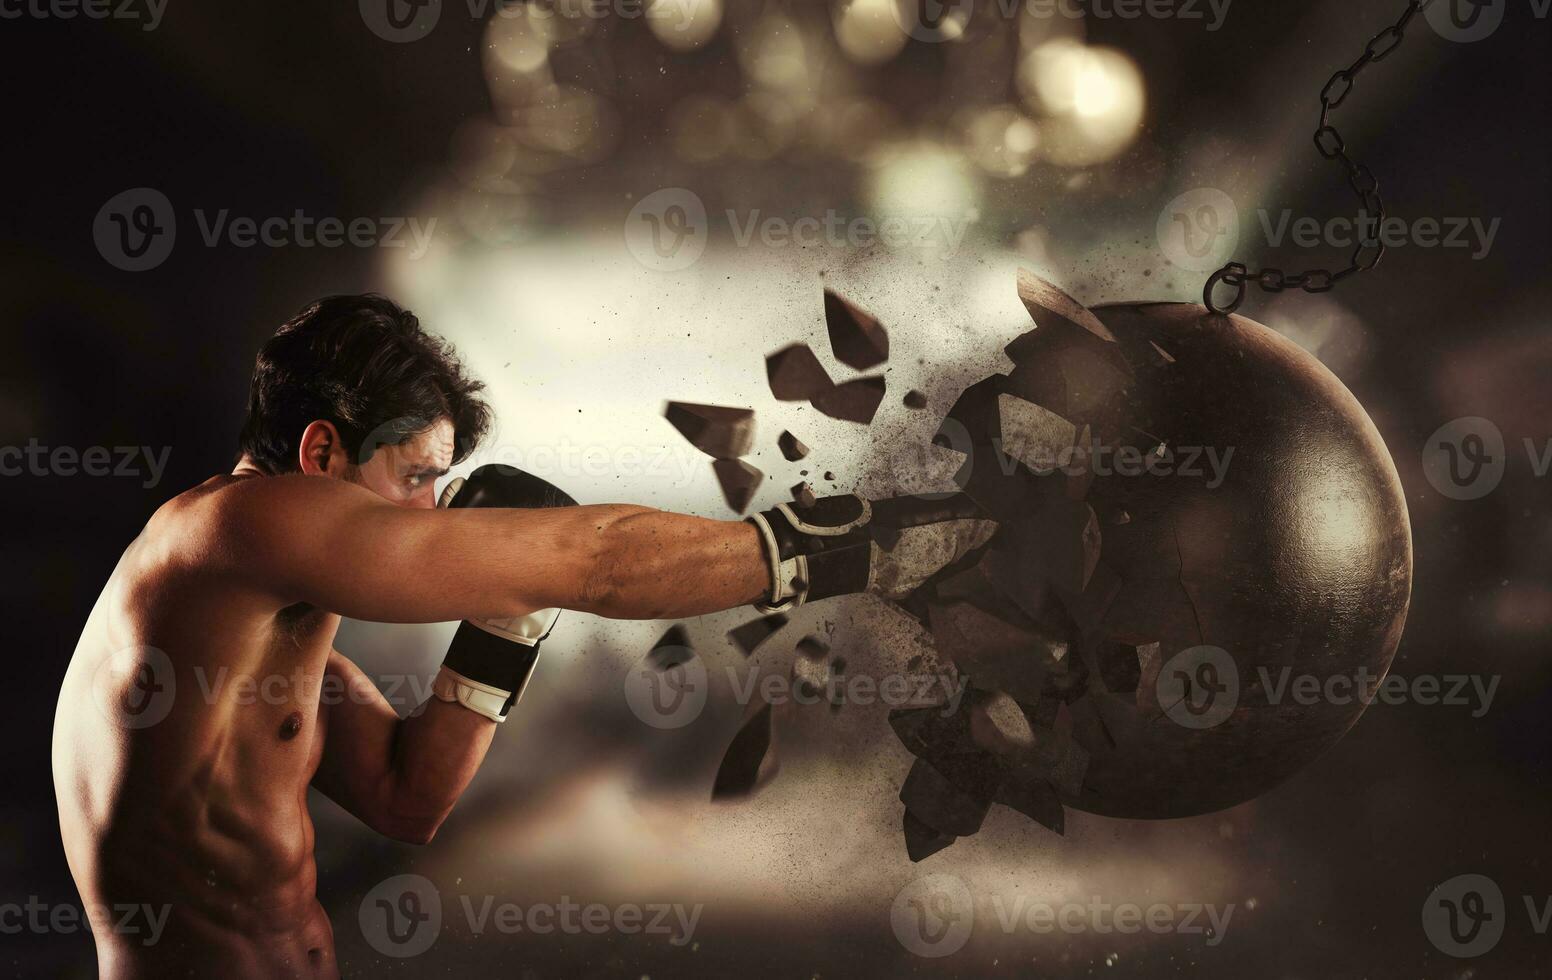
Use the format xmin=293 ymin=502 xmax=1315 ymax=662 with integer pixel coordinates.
xmin=54 ymin=566 xmax=345 ymax=980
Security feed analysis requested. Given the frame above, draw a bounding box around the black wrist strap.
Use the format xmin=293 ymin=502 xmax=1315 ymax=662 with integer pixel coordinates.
xmin=443 ymin=623 xmax=543 ymax=718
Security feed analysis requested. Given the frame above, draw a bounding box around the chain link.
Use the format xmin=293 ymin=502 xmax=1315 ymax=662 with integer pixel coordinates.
xmin=1204 ymin=0 xmax=1433 ymax=314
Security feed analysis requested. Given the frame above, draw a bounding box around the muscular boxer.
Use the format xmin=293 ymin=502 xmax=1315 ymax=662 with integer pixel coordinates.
xmin=51 ymin=295 xmax=994 ymax=979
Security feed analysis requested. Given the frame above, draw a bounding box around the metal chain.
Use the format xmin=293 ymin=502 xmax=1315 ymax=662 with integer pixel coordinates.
xmin=1204 ymin=0 xmax=1434 ymax=314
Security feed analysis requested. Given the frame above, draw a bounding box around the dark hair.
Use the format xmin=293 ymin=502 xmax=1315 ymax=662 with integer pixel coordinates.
xmin=237 ymin=294 xmax=491 ymax=474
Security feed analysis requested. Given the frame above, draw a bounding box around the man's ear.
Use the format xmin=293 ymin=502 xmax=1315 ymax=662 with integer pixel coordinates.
xmin=297 ymin=420 xmax=348 ymax=476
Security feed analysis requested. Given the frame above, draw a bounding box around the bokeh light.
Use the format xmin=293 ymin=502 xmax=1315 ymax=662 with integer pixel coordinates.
xmin=647 ymin=0 xmax=723 ymax=53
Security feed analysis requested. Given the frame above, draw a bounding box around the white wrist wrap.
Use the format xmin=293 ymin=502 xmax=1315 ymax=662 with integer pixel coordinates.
xmin=468 ymin=608 xmax=562 ymax=646
xmin=433 ymin=665 xmax=512 ymax=723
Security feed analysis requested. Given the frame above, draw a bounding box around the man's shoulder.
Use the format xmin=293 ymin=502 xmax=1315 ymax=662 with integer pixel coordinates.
xmin=143 ymin=473 xmax=303 ymax=567
xmin=147 ymin=471 xmax=376 ymax=576
xmin=153 ymin=472 xmax=329 ymax=535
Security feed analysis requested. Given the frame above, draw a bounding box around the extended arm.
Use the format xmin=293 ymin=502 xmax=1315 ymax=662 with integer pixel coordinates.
xmin=206 ymin=473 xmax=769 ymax=624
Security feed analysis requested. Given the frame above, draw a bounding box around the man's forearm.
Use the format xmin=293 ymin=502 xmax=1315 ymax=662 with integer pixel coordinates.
xmin=378 ymin=699 xmax=496 ymax=843
xmin=581 ymin=508 xmax=770 ymax=620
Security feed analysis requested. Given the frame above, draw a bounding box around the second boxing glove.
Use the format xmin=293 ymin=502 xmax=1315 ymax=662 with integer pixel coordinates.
xmin=430 ymin=464 xmax=576 ymax=722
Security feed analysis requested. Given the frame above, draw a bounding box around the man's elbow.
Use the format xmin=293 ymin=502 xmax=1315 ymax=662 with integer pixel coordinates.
xmin=377 ymin=817 xmax=441 ymax=846
xmin=373 ymin=806 xmax=448 ymax=846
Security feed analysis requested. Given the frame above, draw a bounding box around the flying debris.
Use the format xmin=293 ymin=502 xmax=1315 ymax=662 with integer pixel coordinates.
xmin=812 ymin=376 xmax=887 ymax=425
xmin=766 ymin=344 xmax=834 ymax=401
xmin=727 ymin=613 xmax=789 ymax=657
xmin=664 ymin=401 xmax=756 ymax=459
xmin=777 ymin=430 xmax=810 ymax=461
xmin=823 ymin=289 xmax=890 ymax=370
xmin=712 ymin=458 xmax=762 ymax=514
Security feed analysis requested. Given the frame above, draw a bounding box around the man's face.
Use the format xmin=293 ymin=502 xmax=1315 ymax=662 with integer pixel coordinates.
xmin=346 ymin=417 xmax=455 ymax=509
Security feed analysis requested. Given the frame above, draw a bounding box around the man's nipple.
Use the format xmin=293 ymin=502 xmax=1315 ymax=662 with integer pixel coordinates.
xmin=279 ymin=711 xmax=304 ymax=741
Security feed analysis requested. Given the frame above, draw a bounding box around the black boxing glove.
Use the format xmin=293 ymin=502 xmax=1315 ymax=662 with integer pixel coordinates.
xmin=430 ymin=465 xmax=576 ymax=722
xmin=746 ymin=492 xmax=998 ymax=612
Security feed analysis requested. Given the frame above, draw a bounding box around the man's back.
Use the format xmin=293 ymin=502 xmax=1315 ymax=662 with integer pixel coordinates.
xmin=53 ymin=474 xmax=341 ymax=979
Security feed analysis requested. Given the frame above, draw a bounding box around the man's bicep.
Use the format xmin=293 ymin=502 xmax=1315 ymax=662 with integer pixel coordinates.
xmin=211 ymin=474 xmax=610 ymax=623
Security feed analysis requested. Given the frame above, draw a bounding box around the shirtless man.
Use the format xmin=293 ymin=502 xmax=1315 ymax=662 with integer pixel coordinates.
xmin=52 ymin=294 xmax=995 ymax=978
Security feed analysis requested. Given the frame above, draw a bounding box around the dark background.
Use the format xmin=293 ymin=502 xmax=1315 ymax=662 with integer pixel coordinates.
xmin=2 ymin=0 xmax=1549 ymax=976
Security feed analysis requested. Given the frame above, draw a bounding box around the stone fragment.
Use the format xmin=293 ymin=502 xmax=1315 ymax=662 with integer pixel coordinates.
xmin=969 ymin=690 xmax=1036 ymax=756
xmin=899 ymin=758 xmax=995 ymax=837
xmin=665 ymin=401 xmax=755 ymax=458
xmin=766 ymin=344 xmax=833 ymax=401
xmin=1095 ymin=639 xmax=1155 ymax=694
xmin=712 ymin=459 xmax=762 ymax=514
xmin=647 ymin=624 xmax=692 ymax=666
xmin=796 ymin=635 xmax=830 ymax=660
xmin=777 ymin=430 xmax=810 ymax=461
xmin=903 ymin=809 xmax=956 ymax=862
xmin=1012 ymin=267 xmax=1116 ymax=342
xmin=996 ymin=777 xmax=1065 ymax=834
xmin=727 ymin=613 xmax=788 ymax=656
xmin=823 ymin=289 xmax=890 ymax=370
xmin=998 ymin=392 xmax=1077 ymax=475
xmin=711 ymin=703 xmax=778 ymax=800
xmin=812 ymin=376 xmax=886 ymax=424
